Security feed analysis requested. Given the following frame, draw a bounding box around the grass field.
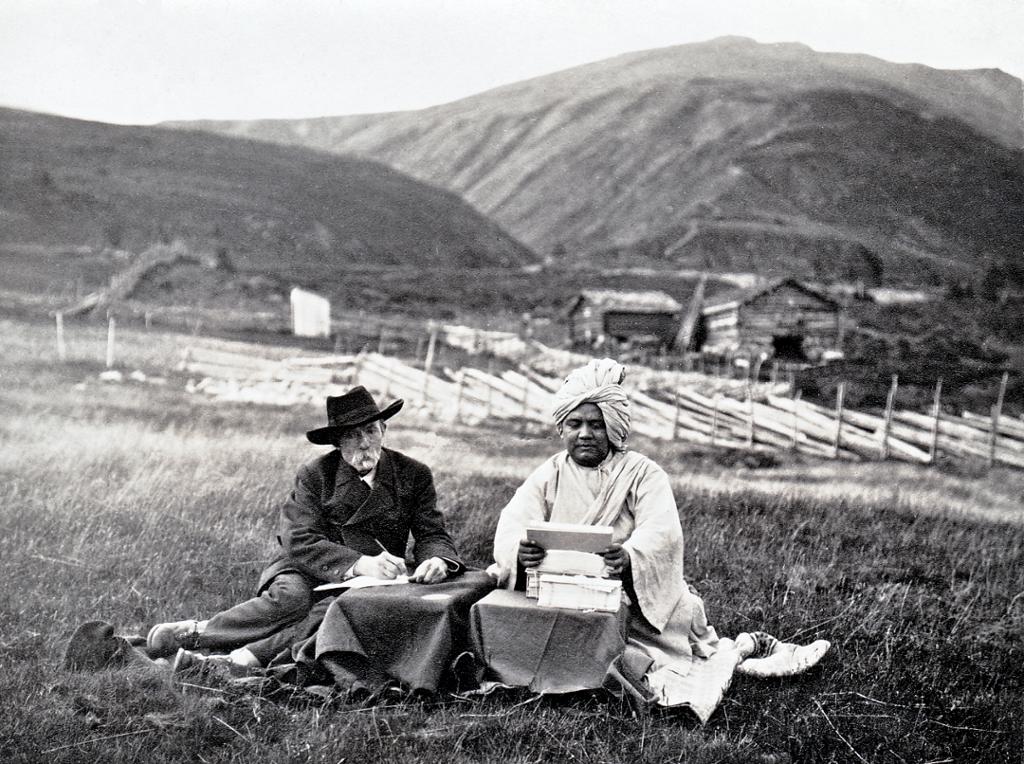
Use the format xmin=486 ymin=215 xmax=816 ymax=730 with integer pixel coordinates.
xmin=1 ymin=316 xmax=1022 ymax=763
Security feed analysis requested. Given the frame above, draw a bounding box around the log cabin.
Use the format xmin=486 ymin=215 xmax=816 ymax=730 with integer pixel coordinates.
xmin=566 ymin=289 xmax=682 ymax=350
xmin=696 ymin=278 xmax=843 ymax=362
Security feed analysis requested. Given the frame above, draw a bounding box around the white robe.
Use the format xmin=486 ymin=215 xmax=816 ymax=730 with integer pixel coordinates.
xmin=492 ymin=449 xmax=720 ymax=673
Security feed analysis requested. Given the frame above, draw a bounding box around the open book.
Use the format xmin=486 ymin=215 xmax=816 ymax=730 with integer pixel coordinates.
xmin=314 ymin=574 xmax=410 ymax=592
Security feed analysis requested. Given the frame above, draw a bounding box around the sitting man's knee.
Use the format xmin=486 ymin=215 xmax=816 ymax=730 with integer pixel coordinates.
xmin=265 ymin=574 xmax=313 ymax=617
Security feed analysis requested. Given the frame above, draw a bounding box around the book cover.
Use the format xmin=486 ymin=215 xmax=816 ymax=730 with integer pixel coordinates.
xmin=525 ymin=521 xmax=614 ymax=553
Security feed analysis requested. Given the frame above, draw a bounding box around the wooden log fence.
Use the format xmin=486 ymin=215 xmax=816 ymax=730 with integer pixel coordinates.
xmin=62 ymin=304 xmax=1021 ymax=467
xmin=170 ymin=339 xmax=1023 ymax=470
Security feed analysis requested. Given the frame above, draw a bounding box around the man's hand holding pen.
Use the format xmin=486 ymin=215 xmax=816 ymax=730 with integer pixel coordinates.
xmin=353 ymin=538 xmax=406 ymax=579
xmin=353 ymin=549 xmax=406 ymax=579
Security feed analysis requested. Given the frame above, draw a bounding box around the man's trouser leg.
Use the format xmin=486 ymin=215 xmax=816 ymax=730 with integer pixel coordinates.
xmin=255 ymin=592 xmax=342 ymax=676
xmin=245 ymin=590 xmax=338 ymax=666
xmin=196 ymin=572 xmax=313 ymax=659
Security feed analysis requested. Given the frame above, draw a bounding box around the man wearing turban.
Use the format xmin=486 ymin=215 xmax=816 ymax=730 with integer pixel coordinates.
xmin=490 ymin=359 xmax=828 ymax=720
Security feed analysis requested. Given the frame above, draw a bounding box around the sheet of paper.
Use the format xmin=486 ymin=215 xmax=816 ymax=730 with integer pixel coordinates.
xmin=314 ymin=574 xmax=410 ymax=592
xmin=537 ymin=549 xmax=606 ymax=576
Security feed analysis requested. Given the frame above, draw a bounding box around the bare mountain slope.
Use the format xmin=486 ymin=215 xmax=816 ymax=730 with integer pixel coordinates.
xmin=0 ymin=107 xmax=536 ymax=284
xmin=176 ymin=37 xmax=1024 ymax=285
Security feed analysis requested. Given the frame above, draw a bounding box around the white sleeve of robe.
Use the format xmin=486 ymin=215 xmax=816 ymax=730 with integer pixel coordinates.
xmin=491 ymin=456 xmax=558 ymax=587
xmin=618 ymin=460 xmax=687 ymax=632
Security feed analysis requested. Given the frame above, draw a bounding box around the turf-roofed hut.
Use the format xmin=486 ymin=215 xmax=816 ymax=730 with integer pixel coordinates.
xmin=566 ymin=289 xmax=683 ymax=351
xmin=696 ymin=278 xmax=843 ymax=363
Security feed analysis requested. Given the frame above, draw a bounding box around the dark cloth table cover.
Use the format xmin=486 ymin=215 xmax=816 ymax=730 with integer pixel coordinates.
xmin=310 ymin=571 xmax=495 ymax=692
xmin=469 ymin=588 xmax=629 ymax=694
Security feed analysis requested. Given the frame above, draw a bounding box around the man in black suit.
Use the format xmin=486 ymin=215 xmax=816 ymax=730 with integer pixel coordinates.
xmin=147 ymin=386 xmax=463 ymax=669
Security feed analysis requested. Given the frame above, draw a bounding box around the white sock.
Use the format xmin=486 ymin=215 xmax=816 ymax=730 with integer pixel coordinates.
xmin=735 ymin=632 xmax=756 ymax=658
xmin=737 ymin=640 xmax=830 ymax=678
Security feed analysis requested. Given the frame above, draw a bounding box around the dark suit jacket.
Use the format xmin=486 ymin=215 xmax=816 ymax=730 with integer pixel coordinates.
xmin=257 ymin=447 xmax=463 ymax=590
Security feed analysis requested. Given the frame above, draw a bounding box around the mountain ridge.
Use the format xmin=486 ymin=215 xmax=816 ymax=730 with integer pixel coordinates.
xmin=0 ymin=107 xmax=537 ymax=293
xmin=168 ymin=37 xmax=1024 ymax=286
xmin=178 ymin=37 xmax=1022 ymax=148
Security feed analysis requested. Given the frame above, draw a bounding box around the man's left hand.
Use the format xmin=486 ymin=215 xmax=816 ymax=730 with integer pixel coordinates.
xmin=601 ymin=543 xmax=630 ymax=578
xmin=410 ymin=557 xmax=449 ymax=584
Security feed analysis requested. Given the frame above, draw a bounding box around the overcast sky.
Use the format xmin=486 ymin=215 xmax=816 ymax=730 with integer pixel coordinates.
xmin=1 ymin=0 xmax=1021 ymax=125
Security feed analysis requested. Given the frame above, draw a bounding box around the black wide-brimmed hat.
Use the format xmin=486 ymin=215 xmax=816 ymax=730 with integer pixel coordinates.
xmin=306 ymin=386 xmax=404 ymax=445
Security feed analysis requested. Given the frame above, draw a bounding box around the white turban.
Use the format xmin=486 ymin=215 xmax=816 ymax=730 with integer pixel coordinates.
xmin=551 ymin=358 xmax=631 ymax=449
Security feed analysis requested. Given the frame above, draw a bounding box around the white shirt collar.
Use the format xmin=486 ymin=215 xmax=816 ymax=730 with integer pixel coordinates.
xmin=360 ymin=464 xmax=377 ymax=488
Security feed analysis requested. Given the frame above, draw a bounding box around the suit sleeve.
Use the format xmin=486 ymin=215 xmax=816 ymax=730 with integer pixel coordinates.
xmin=408 ymin=464 xmax=464 ymax=571
xmin=278 ymin=464 xmax=364 ymax=583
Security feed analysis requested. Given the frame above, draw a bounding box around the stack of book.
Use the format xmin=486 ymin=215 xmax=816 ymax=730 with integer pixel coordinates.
xmin=536 ymin=574 xmax=622 ymax=613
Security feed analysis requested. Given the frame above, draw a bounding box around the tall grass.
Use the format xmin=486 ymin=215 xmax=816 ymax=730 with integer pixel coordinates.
xmin=1 ymin=318 xmax=1022 ymax=762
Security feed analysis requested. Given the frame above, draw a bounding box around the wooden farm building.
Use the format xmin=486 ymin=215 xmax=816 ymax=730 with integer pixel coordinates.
xmin=567 ymin=290 xmax=682 ymax=350
xmin=696 ymin=279 xmax=842 ymax=362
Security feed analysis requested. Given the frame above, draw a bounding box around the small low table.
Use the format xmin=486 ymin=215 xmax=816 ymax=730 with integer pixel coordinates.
xmin=469 ymin=588 xmax=629 ymax=694
xmin=313 ymin=571 xmax=496 ymax=693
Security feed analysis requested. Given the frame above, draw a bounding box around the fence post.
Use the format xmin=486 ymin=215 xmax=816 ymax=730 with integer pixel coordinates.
xmin=881 ymin=374 xmax=898 ymax=460
xmin=353 ymin=353 xmax=364 ymax=387
xmin=105 ymin=314 xmax=116 ymax=368
xmin=988 ymin=371 xmax=1009 ymax=469
xmin=791 ymin=390 xmax=802 ymax=450
xmin=752 ymin=354 xmax=764 ymax=384
xmin=377 ymin=323 xmax=386 ymax=355
xmin=746 ymin=388 xmax=755 ymax=447
xmin=710 ymin=394 xmax=720 ymax=446
xmin=832 ymin=382 xmax=845 ymax=459
xmin=55 ymin=311 xmax=66 ymax=361
xmin=421 ymin=322 xmax=438 ymax=403
xmin=454 ymin=370 xmax=465 ymax=424
xmin=672 ymin=388 xmax=681 ymax=441
xmin=485 ymin=359 xmax=494 ymax=418
xmin=928 ymin=378 xmax=943 ymax=464
xmin=521 ymin=376 xmax=531 ymax=420
xmin=770 ymin=361 xmax=778 ymax=386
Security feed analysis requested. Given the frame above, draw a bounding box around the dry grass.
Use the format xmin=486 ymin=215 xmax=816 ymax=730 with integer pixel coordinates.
xmin=1 ymin=316 xmax=1022 ymax=763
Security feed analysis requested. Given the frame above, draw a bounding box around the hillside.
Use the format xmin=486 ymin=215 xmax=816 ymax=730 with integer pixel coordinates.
xmin=175 ymin=37 xmax=1024 ymax=286
xmin=0 ymin=107 xmax=537 ymax=294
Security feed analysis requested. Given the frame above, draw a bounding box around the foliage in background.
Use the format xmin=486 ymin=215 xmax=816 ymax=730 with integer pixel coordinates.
xmin=822 ymin=296 xmax=1023 ymax=414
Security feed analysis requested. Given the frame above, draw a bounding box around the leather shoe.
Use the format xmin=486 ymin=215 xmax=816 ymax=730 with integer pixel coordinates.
xmin=146 ymin=619 xmax=201 ymax=658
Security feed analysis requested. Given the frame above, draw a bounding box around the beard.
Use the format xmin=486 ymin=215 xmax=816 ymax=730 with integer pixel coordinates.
xmin=342 ymin=444 xmax=382 ymax=475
